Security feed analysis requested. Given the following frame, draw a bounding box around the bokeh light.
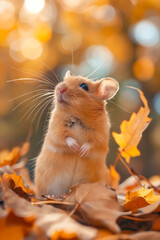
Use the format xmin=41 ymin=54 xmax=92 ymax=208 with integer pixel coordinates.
xmin=133 ymin=57 xmax=155 ymax=81
xmin=0 ymin=0 xmax=15 ymax=30
xmin=21 ymin=38 xmax=43 ymax=60
xmin=61 ymin=32 xmax=82 ymax=52
xmin=39 ymin=3 xmax=57 ymax=25
xmin=34 ymin=23 xmax=52 ymax=42
xmin=93 ymin=5 xmax=116 ymax=23
xmin=24 ymin=0 xmax=45 ymax=14
xmin=153 ymin=93 xmax=160 ymax=115
xmin=19 ymin=6 xmax=37 ymax=23
xmin=131 ymin=20 xmax=160 ymax=47
xmin=80 ymin=45 xmax=115 ymax=78
xmin=119 ymin=79 xmax=141 ymax=111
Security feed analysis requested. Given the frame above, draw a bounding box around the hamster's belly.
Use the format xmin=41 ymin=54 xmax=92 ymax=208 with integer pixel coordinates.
xmin=46 ymin=172 xmax=71 ymax=196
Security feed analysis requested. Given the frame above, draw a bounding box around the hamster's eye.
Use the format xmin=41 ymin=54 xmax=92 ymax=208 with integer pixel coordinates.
xmin=80 ymin=83 xmax=89 ymax=91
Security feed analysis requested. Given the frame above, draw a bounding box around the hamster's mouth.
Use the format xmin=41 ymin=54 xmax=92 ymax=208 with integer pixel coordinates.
xmin=57 ymin=93 xmax=68 ymax=104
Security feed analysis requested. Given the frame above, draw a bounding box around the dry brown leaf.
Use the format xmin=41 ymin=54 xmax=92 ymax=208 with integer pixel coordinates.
xmin=119 ymin=176 xmax=139 ymax=192
xmin=37 ymin=211 xmax=97 ymax=240
xmin=134 ymin=201 xmax=160 ymax=215
xmin=65 ymin=182 xmax=124 ymax=233
xmin=112 ymin=88 xmax=151 ymax=163
xmin=101 ymin=231 xmax=160 ymax=240
xmin=2 ymin=189 xmax=97 ymax=240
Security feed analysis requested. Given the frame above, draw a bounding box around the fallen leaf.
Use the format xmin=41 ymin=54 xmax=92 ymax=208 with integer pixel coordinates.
xmin=152 ymin=218 xmax=160 ymax=231
xmin=0 ymin=148 xmax=20 ymax=168
xmin=0 ymin=142 xmax=30 ymax=168
xmin=65 ymin=182 xmax=124 ymax=233
xmin=125 ymin=187 xmax=160 ymax=205
xmin=123 ymin=196 xmax=149 ymax=212
xmin=112 ymin=88 xmax=151 ymax=163
xmin=2 ymin=189 xmax=97 ymax=240
xmin=110 ymin=165 xmax=120 ymax=189
xmin=37 ymin=212 xmax=97 ymax=240
xmin=102 ymin=231 xmax=160 ymax=240
xmin=2 ymin=171 xmax=34 ymax=196
xmin=19 ymin=142 xmax=30 ymax=157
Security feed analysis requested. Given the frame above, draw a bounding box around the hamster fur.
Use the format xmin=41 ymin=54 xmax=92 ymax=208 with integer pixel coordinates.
xmin=35 ymin=71 xmax=119 ymax=196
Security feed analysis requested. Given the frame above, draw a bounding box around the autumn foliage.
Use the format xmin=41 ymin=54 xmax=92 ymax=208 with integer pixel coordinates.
xmin=0 ymin=89 xmax=160 ymax=240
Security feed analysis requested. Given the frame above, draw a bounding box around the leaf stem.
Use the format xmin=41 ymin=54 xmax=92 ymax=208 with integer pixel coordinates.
xmin=118 ymin=155 xmax=142 ymax=187
xmin=114 ymin=150 xmax=121 ymax=168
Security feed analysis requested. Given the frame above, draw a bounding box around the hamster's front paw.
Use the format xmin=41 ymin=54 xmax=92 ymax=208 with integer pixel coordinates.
xmin=79 ymin=142 xmax=91 ymax=158
xmin=66 ymin=137 xmax=80 ymax=153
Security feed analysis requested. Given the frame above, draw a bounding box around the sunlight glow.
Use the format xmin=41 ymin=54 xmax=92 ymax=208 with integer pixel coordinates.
xmin=24 ymin=0 xmax=45 ymax=14
xmin=0 ymin=1 xmax=15 ymax=30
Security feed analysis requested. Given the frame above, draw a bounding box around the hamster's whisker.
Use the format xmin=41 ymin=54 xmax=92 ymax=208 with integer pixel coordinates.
xmin=9 ymin=88 xmax=51 ymax=102
xmin=7 ymin=77 xmax=52 ymax=87
xmin=17 ymin=94 xmax=48 ymax=115
xmin=28 ymin=157 xmax=37 ymax=163
xmin=109 ymin=100 xmax=131 ymax=114
xmin=11 ymin=66 xmax=56 ymax=87
xmin=71 ymin=47 xmax=74 ymax=73
xmin=35 ymin=98 xmax=53 ymax=131
xmin=18 ymin=94 xmax=52 ymax=123
xmin=86 ymin=60 xmax=105 ymax=79
xmin=26 ymin=94 xmax=53 ymax=121
xmin=37 ymin=59 xmax=61 ymax=83
xmin=11 ymin=91 xmax=50 ymax=111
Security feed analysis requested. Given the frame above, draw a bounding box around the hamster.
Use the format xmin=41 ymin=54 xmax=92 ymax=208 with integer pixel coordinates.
xmin=35 ymin=71 xmax=119 ymax=196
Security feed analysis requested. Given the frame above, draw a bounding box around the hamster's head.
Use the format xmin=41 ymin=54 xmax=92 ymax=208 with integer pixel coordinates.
xmin=54 ymin=71 xmax=119 ymax=114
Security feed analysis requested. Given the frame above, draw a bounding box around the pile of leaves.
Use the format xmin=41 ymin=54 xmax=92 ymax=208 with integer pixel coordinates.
xmin=0 ymin=88 xmax=160 ymax=240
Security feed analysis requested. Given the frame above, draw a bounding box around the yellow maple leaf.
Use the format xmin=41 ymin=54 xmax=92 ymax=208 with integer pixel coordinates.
xmin=112 ymin=87 xmax=151 ymax=163
xmin=125 ymin=187 xmax=160 ymax=205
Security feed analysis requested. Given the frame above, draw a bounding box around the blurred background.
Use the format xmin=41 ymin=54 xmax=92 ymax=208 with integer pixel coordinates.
xmin=0 ymin=0 xmax=160 ymax=181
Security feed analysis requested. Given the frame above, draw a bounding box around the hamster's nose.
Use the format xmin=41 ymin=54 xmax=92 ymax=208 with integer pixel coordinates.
xmin=59 ymin=84 xmax=67 ymax=94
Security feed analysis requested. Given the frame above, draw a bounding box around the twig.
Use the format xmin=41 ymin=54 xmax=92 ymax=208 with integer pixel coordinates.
xmin=118 ymin=155 xmax=142 ymax=187
xmin=68 ymin=203 xmax=79 ymax=217
xmin=33 ymin=200 xmax=75 ymax=206
xmin=114 ymin=150 xmax=142 ymax=187
xmin=131 ymin=169 xmax=160 ymax=194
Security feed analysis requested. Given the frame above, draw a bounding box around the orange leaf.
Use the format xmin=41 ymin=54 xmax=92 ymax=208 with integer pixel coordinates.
xmin=0 ymin=211 xmax=35 ymax=240
xmin=0 ymin=142 xmax=30 ymax=168
xmin=2 ymin=171 xmax=34 ymax=195
xmin=152 ymin=218 xmax=160 ymax=231
xmin=112 ymin=88 xmax=151 ymax=163
xmin=0 ymin=147 xmax=20 ymax=168
xmin=123 ymin=196 xmax=149 ymax=212
xmin=20 ymin=142 xmax=30 ymax=157
xmin=109 ymin=165 xmax=120 ymax=189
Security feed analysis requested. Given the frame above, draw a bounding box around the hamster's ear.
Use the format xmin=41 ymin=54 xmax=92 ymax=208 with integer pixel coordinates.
xmin=96 ymin=77 xmax=119 ymax=100
xmin=64 ymin=70 xmax=71 ymax=79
